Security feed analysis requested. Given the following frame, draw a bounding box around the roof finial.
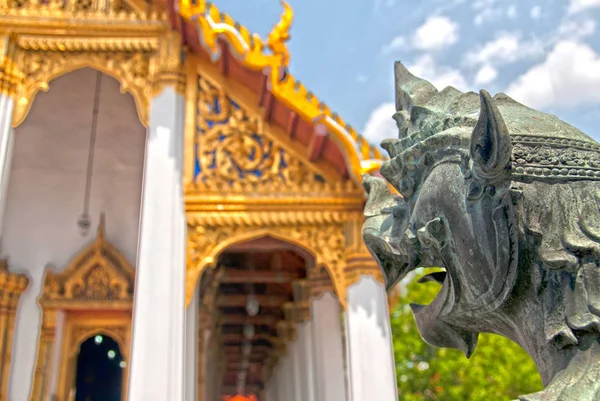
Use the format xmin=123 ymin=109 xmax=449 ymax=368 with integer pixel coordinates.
xmin=97 ymin=212 xmax=106 ymax=240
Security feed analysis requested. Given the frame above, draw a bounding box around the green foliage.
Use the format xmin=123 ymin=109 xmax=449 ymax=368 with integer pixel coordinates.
xmin=390 ymin=270 xmax=543 ymax=401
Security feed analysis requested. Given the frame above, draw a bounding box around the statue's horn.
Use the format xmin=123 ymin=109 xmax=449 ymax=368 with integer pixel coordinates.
xmin=470 ymin=90 xmax=512 ymax=183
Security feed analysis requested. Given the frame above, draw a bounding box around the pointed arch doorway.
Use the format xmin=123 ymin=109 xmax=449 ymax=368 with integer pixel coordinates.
xmin=73 ymin=334 xmax=125 ymax=401
xmin=62 ymin=327 xmax=129 ymax=401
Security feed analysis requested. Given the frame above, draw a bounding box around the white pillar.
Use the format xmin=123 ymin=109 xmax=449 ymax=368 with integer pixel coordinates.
xmin=1 ymin=90 xmax=22 ymax=401
xmin=127 ymin=86 xmax=186 ymax=401
xmin=185 ymin=287 xmax=199 ymax=401
xmin=0 ymin=93 xmax=15 ymax=240
xmin=290 ymin=338 xmax=303 ymax=401
xmin=283 ymin=353 xmax=295 ymax=399
xmin=271 ymin=364 xmax=283 ymax=401
xmin=298 ymin=321 xmax=316 ymax=401
xmin=344 ymin=275 xmax=397 ymax=401
xmin=311 ymin=292 xmax=347 ymax=401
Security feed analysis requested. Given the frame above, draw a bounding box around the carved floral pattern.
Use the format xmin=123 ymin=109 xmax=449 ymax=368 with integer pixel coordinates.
xmin=13 ymin=49 xmax=153 ymax=127
xmin=512 ymin=141 xmax=600 ymax=180
xmin=192 ymin=75 xmax=332 ymax=193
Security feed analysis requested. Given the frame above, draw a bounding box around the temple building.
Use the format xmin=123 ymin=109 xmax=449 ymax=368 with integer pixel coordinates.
xmin=0 ymin=0 xmax=398 ymax=400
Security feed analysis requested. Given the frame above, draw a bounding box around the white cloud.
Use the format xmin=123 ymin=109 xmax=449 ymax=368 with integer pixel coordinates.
xmin=530 ymin=5 xmax=542 ymax=19
xmin=568 ymin=0 xmax=600 ymax=14
xmin=557 ymin=18 xmax=596 ymax=40
xmin=466 ymin=32 xmax=544 ymax=67
xmin=363 ymin=103 xmax=397 ymax=147
xmin=412 ymin=16 xmax=459 ymax=51
xmin=507 ymin=5 xmax=518 ymax=19
xmin=472 ymin=0 xmax=498 ymax=10
xmin=474 ymin=65 xmax=498 ymax=85
xmin=382 ymin=36 xmax=407 ymax=54
xmin=472 ymin=0 xmax=502 ymax=25
xmin=474 ymin=8 xmax=500 ymax=25
xmin=407 ymin=54 xmax=468 ymax=91
xmin=506 ymin=41 xmax=600 ymax=109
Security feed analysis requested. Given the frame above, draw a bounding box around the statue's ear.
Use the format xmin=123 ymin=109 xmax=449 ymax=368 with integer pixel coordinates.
xmin=470 ymin=90 xmax=511 ymax=184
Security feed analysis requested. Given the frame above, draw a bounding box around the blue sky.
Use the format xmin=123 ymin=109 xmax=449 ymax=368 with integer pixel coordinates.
xmin=215 ymin=0 xmax=600 ymax=147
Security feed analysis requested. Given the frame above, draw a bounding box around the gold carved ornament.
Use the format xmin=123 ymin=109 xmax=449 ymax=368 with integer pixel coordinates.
xmin=31 ymin=220 xmax=135 ymax=401
xmin=0 ymin=0 xmax=185 ymax=128
xmin=178 ymin=0 xmax=385 ymax=181
xmin=0 ymin=34 xmax=25 ymax=97
xmin=189 ymin=75 xmax=355 ymax=195
xmin=0 ymin=260 xmax=29 ymax=401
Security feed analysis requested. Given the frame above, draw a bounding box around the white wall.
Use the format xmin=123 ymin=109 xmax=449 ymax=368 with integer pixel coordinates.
xmin=2 ymin=68 xmax=146 ymax=400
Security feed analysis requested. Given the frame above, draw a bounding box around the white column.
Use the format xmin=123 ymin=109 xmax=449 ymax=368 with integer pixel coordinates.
xmin=290 ymin=338 xmax=303 ymax=401
xmin=344 ymin=275 xmax=397 ymax=401
xmin=283 ymin=353 xmax=295 ymax=399
xmin=298 ymin=321 xmax=316 ymax=401
xmin=271 ymin=364 xmax=283 ymax=401
xmin=127 ymin=86 xmax=186 ymax=401
xmin=0 ymin=93 xmax=15 ymax=239
xmin=311 ymin=292 xmax=347 ymax=401
xmin=185 ymin=287 xmax=199 ymax=401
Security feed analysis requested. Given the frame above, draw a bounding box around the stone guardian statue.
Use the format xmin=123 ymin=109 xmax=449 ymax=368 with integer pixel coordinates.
xmin=362 ymin=62 xmax=600 ymax=401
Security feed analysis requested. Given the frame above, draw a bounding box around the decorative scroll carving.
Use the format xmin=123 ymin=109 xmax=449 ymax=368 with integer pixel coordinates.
xmin=0 ymin=260 xmax=29 ymax=401
xmin=32 ymin=218 xmax=134 ymax=401
xmin=190 ymin=74 xmax=346 ymax=194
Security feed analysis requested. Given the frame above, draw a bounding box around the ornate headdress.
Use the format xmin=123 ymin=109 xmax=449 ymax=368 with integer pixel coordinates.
xmin=384 ymin=62 xmax=600 ymax=191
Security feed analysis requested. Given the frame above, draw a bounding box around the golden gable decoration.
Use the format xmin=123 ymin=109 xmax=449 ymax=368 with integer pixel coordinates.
xmin=31 ymin=216 xmax=135 ymax=401
xmin=39 ymin=214 xmax=135 ymax=310
xmin=188 ymin=74 xmax=358 ymax=195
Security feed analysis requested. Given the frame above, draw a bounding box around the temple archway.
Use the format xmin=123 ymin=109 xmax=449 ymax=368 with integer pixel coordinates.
xmin=196 ymin=235 xmax=322 ymax=399
xmin=73 ymin=334 xmax=125 ymax=401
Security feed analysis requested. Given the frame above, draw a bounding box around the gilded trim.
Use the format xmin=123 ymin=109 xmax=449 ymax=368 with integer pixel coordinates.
xmin=0 ymin=0 xmax=185 ymax=128
xmin=178 ymin=0 xmax=385 ymax=181
xmin=0 ymin=260 xmax=29 ymax=401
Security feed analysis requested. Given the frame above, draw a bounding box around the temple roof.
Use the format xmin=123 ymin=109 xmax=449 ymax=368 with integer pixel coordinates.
xmin=166 ymin=0 xmax=385 ymax=181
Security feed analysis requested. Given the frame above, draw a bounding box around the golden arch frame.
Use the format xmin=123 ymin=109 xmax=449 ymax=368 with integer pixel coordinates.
xmin=11 ymin=53 xmax=153 ymax=128
xmin=12 ymin=57 xmax=150 ymax=128
xmin=57 ymin=314 xmax=132 ymax=401
xmin=185 ymin=222 xmax=348 ymax=308
xmin=68 ymin=327 xmax=129 ymax=359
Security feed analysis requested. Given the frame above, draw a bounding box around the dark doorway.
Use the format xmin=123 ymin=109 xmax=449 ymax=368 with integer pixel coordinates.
xmin=74 ymin=334 xmax=125 ymax=401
